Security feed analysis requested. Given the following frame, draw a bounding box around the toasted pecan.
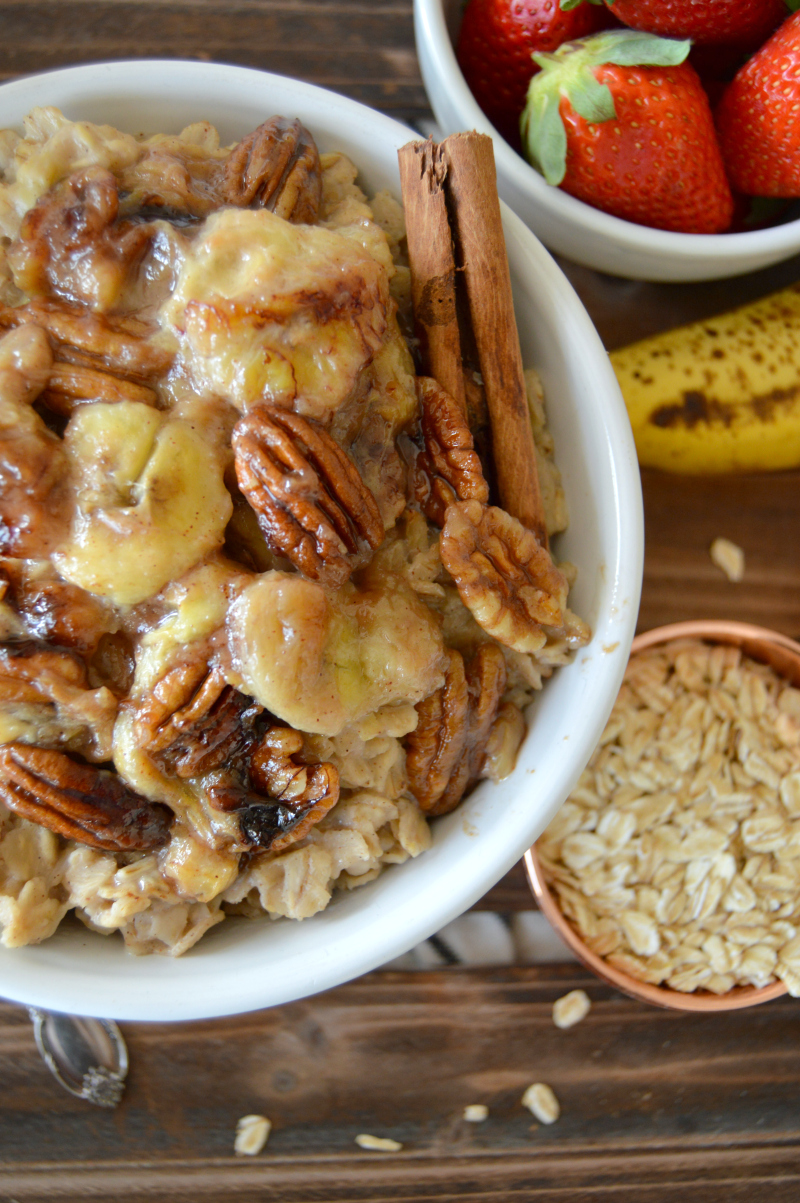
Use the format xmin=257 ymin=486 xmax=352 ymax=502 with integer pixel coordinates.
xmin=133 ymin=660 xmax=262 ymax=778
xmin=0 ymin=742 xmax=172 ymax=851
xmin=0 ymin=300 xmax=172 ymax=382
xmin=0 ymin=327 xmax=71 ymax=559
xmin=233 ymin=405 xmax=384 ymax=588
xmin=208 ymin=724 xmax=339 ymax=852
xmin=407 ymin=376 xmax=488 ymax=527
xmin=0 ymin=563 xmax=116 ymax=655
xmin=464 ymin=642 xmax=508 ymax=780
xmin=0 ymin=427 xmax=70 ymax=558
xmin=247 ymin=725 xmax=339 ymax=850
xmin=42 ymin=363 xmax=158 ymax=415
xmin=223 ymin=117 xmax=322 ymax=223
xmin=405 ymin=647 xmax=469 ymax=816
xmin=406 ymin=643 xmax=509 ymax=816
xmin=440 ymin=501 xmax=589 ymax=654
xmin=0 ymin=639 xmax=118 ymax=762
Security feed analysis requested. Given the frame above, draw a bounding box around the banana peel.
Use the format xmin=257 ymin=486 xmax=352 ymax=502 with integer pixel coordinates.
xmin=610 ymin=282 xmax=800 ymax=474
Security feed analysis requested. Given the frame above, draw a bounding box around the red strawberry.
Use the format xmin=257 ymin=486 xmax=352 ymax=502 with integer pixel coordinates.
xmin=716 ymin=11 xmax=800 ymax=196
xmin=521 ymin=31 xmax=734 ymax=233
xmin=456 ymin=0 xmax=614 ymax=147
xmin=599 ymin=0 xmax=789 ymax=49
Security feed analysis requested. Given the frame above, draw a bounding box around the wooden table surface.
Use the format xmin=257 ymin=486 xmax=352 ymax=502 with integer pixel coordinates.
xmin=2 ymin=3 xmax=800 ymax=1200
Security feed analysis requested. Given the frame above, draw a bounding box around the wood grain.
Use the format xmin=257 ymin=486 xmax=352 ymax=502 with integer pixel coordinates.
xmin=2 ymin=6 xmax=800 ymax=1200
xmin=557 ymin=256 xmax=800 ymax=641
xmin=3 ymin=965 xmax=800 ymax=1201
xmin=0 ymin=0 xmax=429 ymax=124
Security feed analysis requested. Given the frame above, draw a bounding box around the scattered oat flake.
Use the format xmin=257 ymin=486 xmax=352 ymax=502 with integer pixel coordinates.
xmin=552 ymin=989 xmax=591 ymax=1029
xmin=710 ymin=537 xmax=745 ymax=582
xmin=522 ymin=1082 xmax=560 ymax=1124
xmin=463 ymin=1103 xmax=489 ymax=1122
xmin=355 ymin=1134 xmax=403 ymax=1152
xmin=234 ymin=1114 xmax=271 ymax=1156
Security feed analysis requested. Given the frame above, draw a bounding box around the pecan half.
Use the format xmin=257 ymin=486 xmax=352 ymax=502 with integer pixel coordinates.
xmin=0 ymin=639 xmax=85 ymax=705
xmin=405 ymin=647 xmax=469 ymax=816
xmin=0 ymin=300 xmax=173 ymax=383
xmin=133 ymin=660 xmax=261 ymax=778
xmin=223 ymin=117 xmax=322 ymax=224
xmin=463 ymin=642 xmax=508 ymax=780
xmin=0 ymin=326 xmax=70 ymax=559
xmin=440 ymin=501 xmax=590 ymax=654
xmin=7 ymin=168 xmax=153 ymax=310
xmin=208 ymin=724 xmax=339 ymax=852
xmin=405 ymin=643 xmax=509 ymax=817
xmin=42 ymin=363 xmax=158 ymax=416
xmin=0 ymin=418 xmax=70 ymax=558
xmin=0 ymin=743 xmax=172 ymax=851
xmin=0 ymin=639 xmax=118 ymax=762
xmin=233 ymin=405 xmax=384 ymax=588
xmin=407 ymin=376 xmax=488 ymax=527
xmin=0 ymin=561 xmax=117 ymax=656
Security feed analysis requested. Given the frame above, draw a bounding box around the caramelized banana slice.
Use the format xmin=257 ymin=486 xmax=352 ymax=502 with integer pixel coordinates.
xmin=54 ymin=402 xmax=232 ymax=605
xmin=226 ymin=571 xmax=446 ymax=737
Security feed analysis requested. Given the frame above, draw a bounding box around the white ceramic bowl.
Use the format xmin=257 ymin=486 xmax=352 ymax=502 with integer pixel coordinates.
xmin=416 ymin=0 xmax=800 ymax=282
xmin=0 ymin=60 xmax=642 ymax=1020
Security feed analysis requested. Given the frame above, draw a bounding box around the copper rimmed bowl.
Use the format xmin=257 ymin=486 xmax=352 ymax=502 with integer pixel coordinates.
xmin=525 ymin=620 xmax=800 ymax=1012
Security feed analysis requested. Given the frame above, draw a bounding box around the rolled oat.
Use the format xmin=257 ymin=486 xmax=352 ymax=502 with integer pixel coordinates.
xmin=552 ymin=988 xmax=591 ymax=1029
xmin=355 ymin=1134 xmax=403 ymax=1152
xmin=463 ymin=1103 xmax=489 ymax=1122
xmin=234 ymin=1114 xmax=271 ymax=1156
xmin=539 ymin=639 xmax=800 ymax=997
xmin=522 ymin=1082 xmax=560 ymax=1124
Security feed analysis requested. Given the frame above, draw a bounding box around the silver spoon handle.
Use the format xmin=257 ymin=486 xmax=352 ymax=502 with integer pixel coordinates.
xmin=28 ymin=1007 xmax=128 ymax=1107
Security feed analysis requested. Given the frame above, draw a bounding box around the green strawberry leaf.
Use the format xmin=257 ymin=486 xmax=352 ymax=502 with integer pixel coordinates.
xmin=566 ymin=69 xmax=616 ymax=122
xmin=521 ymin=86 xmax=568 ymax=185
xmin=582 ymin=30 xmax=691 ymax=68
xmin=521 ymin=30 xmax=691 ymax=187
xmin=787 ymin=0 xmax=800 ymax=12
xmin=560 ymin=0 xmax=605 ymax=9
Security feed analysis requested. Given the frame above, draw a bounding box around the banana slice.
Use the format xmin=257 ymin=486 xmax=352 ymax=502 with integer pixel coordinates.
xmin=226 ymin=571 xmax=446 ymax=737
xmin=54 ymin=401 xmax=232 ymax=604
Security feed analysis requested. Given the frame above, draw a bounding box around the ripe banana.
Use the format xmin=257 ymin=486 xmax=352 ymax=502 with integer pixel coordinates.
xmin=610 ymin=282 xmax=800 ymax=473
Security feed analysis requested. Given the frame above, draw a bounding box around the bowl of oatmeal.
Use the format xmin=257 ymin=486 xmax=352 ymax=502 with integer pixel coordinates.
xmin=0 ymin=60 xmax=642 ymax=1020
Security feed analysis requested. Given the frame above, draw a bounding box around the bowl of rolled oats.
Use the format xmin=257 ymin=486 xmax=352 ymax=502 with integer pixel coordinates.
xmin=527 ymin=621 xmax=800 ymax=1011
xmin=0 ymin=60 xmax=641 ymax=1020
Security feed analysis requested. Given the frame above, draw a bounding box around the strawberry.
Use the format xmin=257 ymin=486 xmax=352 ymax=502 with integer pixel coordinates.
xmin=716 ymin=11 xmax=800 ymax=196
xmin=521 ymin=31 xmax=734 ymax=233
xmin=456 ymin=0 xmax=614 ymax=147
xmin=592 ymin=0 xmax=791 ymax=49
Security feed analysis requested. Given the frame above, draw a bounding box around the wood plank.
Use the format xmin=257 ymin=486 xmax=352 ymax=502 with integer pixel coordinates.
xmin=558 ymin=253 xmax=800 ymax=640
xmin=2 ymin=965 xmax=800 ymax=1200
xmin=0 ymin=0 xmax=429 ymax=119
xmin=471 ymin=860 xmax=533 ymax=912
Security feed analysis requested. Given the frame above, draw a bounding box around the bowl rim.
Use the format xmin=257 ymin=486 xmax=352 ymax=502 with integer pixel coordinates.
xmin=0 ymin=58 xmax=643 ymax=1020
xmin=414 ymin=0 xmax=800 ymax=262
xmin=524 ymin=619 xmax=800 ymax=1012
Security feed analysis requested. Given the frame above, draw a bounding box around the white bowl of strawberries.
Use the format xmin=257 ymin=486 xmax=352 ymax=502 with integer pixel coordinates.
xmin=415 ymin=0 xmax=800 ymax=281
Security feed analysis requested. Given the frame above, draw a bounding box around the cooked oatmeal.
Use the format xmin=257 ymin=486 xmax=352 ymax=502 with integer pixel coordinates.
xmin=0 ymin=108 xmax=588 ymax=955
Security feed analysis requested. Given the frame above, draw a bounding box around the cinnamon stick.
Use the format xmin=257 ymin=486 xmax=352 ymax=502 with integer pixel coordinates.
xmin=441 ymin=132 xmax=547 ymax=549
xmin=397 ymin=139 xmax=467 ymax=416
